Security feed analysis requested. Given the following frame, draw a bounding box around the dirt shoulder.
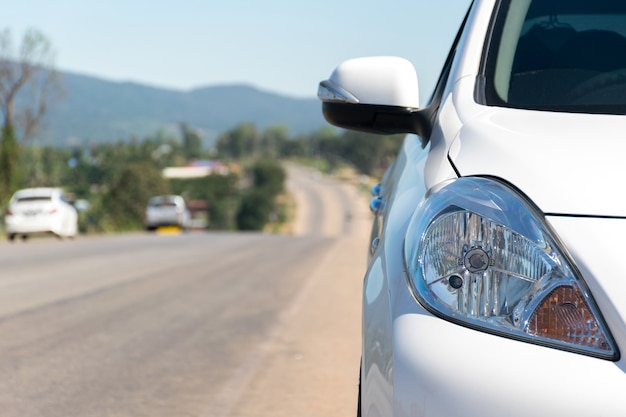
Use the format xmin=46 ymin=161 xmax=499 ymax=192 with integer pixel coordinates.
xmin=219 ymin=165 xmax=371 ymax=417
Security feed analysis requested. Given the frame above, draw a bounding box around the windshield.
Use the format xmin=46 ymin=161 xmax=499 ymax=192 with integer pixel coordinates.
xmin=484 ymin=0 xmax=626 ymax=114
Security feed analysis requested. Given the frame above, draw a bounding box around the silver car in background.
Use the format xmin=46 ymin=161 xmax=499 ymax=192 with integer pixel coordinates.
xmin=4 ymin=187 xmax=78 ymax=241
xmin=144 ymin=195 xmax=190 ymax=231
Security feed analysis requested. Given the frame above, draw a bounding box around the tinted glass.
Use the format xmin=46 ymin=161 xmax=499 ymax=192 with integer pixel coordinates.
xmin=485 ymin=0 xmax=626 ymax=114
xmin=17 ymin=196 xmax=52 ymax=203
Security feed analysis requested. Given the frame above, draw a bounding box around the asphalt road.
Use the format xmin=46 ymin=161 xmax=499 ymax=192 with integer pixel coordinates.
xmin=0 ymin=164 xmax=371 ymax=417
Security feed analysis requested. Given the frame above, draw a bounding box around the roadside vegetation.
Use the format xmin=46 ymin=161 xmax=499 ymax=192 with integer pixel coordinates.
xmin=0 ymin=28 xmax=403 ymax=234
xmin=2 ymin=122 xmax=402 ymax=234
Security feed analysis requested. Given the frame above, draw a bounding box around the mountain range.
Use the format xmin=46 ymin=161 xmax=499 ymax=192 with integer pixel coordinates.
xmin=34 ymin=71 xmax=327 ymax=147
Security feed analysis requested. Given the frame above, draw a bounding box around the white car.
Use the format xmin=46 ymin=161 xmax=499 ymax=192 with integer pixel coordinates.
xmin=319 ymin=1 xmax=626 ymax=416
xmin=144 ymin=195 xmax=190 ymax=231
xmin=5 ymin=187 xmax=78 ymax=241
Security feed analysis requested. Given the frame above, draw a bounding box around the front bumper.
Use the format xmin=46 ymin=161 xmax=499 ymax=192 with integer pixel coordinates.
xmin=391 ymin=311 xmax=626 ymax=417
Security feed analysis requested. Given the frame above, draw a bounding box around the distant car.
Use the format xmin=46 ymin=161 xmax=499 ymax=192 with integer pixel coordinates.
xmin=319 ymin=0 xmax=626 ymax=416
xmin=4 ymin=187 xmax=78 ymax=241
xmin=144 ymin=195 xmax=190 ymax=231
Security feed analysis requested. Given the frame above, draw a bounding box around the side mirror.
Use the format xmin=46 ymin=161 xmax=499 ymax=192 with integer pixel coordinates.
xmin=318 ymin=56 xmax=420 ymax=108
xmin=318 ymin=56 xmax=431 ymax=138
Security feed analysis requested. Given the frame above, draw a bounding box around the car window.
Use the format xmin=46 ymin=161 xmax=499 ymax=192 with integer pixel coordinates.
xmin=148 ymin=196 xmax=181 ymax=207
xmin=483 ymin=0 xmax=626 ymax=114
xmin=16 ymin=196 xmax=52 ymax=203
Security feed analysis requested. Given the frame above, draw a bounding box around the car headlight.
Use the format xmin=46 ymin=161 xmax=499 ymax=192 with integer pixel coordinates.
xmin=404 ymin=177 xmax=618 ymax=360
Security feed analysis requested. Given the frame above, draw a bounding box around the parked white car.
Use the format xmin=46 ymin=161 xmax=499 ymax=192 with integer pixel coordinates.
xmin=319 ymin=0 xmax=626 ymax=416
xmin=144 ymin=195 xmax=190 ymax=231
xmin=4 ymin=187 xmax=78 ymax=241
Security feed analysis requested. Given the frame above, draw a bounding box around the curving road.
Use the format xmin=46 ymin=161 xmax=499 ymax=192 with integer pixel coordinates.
xmin=0 ymin=164 xmax=372 ymax=417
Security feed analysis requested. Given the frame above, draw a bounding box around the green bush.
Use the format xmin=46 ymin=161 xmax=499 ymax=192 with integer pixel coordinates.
xmin=236 ymin=189 xmax=273 ymax=231
xmin=101 ymin=162 xmax=170 ymax=231
xmin=251 ymin=158 xmax=285 ymax=196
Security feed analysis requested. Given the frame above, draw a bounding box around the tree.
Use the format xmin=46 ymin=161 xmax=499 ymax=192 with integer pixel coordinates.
xmin=0 ymin=28 xmax=62 ymax=204
xmin=236 ymin=189 xmax=273 ymax=231
xmin=170 ymin=173 xmax=240 ymax=230
xmin=180 ymin=122 xmax=203 ymax=160
xmin=100 ymin=162 xmax=170 ymax=231
xmin=236 ymin=159 xmax=286 ymax=231
xmin=338 ymin=131 xmax=403 ymax=176
xmin=309 ymin=125 xmax=339 ymax=158
xmin=0 ymin=125 xmax=18 ymax=198
xmin=260 ymin=124 xmax=289 ymax=158
xmin=215 ymin=123 xmax=260 ymax=159
xmin=251 ymin=158 xmax=285 ymax=196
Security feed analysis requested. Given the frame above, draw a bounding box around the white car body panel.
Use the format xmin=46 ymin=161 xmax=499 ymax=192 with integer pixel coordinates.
xmin=452 ymin=107 xmax=626 ymax=217
xmin=393 ymin=313 xmax=625 ymax=417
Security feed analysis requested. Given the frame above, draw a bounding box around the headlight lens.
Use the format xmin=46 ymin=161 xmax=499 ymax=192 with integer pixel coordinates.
xmin=404 ymin=177 xmax=617 ymax=360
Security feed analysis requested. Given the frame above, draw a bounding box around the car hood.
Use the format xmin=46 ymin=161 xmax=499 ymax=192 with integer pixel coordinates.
xmin=450 ymin=107 xmax=626 ymax=217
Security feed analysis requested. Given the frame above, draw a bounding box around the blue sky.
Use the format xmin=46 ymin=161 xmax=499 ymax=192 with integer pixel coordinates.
xmin=3 ymin=0 xmax=471 ymax=103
